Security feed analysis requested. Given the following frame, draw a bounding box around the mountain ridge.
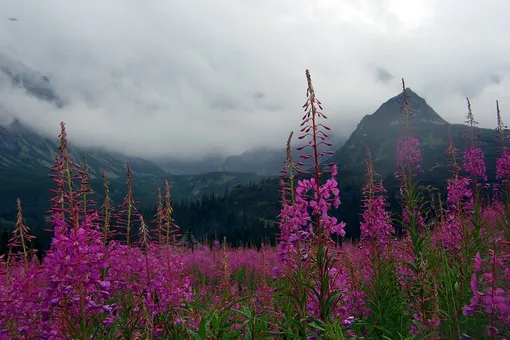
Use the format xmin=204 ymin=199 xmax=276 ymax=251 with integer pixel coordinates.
xmin=0 ymin=118 xmax=168 ymax=179
xmin=329 ymin=88 xmax=499 ymax=192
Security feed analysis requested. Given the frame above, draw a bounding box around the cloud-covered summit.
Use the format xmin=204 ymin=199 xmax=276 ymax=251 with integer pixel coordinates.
xmin=0 ymin=0 xmax=509 ymax=160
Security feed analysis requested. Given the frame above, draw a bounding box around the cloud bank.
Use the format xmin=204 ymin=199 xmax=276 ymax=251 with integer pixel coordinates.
xmin=0 ymin=0 xmax=509 ymax=159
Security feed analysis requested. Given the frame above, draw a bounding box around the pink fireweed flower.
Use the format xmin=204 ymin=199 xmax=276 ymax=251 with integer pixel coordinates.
xmin=277 ymin=69 xmax=346 ymax=260
xmin=396 ymin=136 xmax=422 ymax=171
xmin=394 ymin=106 xmax=424 ymax=231
xmin=463 ymin=148 xmax=487 ymax=181
xmin=394 ymin=127 xmax=425 ymax=230
xmin=462 ymin=98 xmax=487 ymax=181
xmin=294 ymin=167 xmax=345 ymax=237
xmin=276 ymin=71 xmax=347 ymax=330
xmin=276 ymin=170 xmax=345 ymax=264
xmin=446 ymin=176 xmax=473 ymax=208
xmin=494 ymin=99 xmax=510 ymax=192
xmin=360 ymin=194 xmax=393 ymax=245
xmin=400 ymin=203 xmax=426 ymax=231
xmin=439 ymin=211 xmax=464 ymax=252
xmin=40 ymin=212 xmax=115 ymax=337
xmin=435 ymin=125 xmax=474 ymax=252
xmin=360 ymin=148 xmax=394 ymax=245
xmin=496 ymin=151 xmax=510 ymax=182
xmin=463 ymin=246 xmax=510 ymax=333
xmin=437 ymin=175 xmax=475 ymax=252
xmin=295 ymin=71 xmax=345 ymax=242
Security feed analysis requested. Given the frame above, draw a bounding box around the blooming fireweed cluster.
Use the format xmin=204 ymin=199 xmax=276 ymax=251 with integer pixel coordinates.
xmin=0 ymin=71 xmax=509 ymax=339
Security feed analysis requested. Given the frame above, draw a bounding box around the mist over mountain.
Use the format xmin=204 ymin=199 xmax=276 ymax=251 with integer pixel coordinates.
xmin=0 ymin=50 xmax=502 ymax=186
xmin=0 ymin=53 xmax=348 ymax=176
xmin=0 ymin=53 xmax=64 ymax=107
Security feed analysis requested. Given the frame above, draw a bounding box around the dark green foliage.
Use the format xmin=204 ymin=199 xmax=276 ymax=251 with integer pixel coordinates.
xmin=153 ymin=178 xmax=281 ymax=247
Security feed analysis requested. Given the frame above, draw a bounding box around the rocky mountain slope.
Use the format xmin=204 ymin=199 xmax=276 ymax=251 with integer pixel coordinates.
xmin=0 ymin=119 xmax=169 ymax=179
xmin=329 ymin=88 xmax=500 ymax=189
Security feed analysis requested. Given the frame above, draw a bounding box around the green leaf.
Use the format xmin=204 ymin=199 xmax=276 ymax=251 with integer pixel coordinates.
xmin=309 ymin=319 xmax=326 ymax=331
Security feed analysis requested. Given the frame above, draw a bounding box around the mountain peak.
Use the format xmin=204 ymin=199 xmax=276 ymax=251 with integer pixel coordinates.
xmin=402 ymin=87 xmax=417 ymax=96
xmin=366 ymin=88 xmax=446 ymax=125
xmin=328 ymin=88 xmax=450 ymax=173
xmin=396 ymin=87 xmax=427 ymax=105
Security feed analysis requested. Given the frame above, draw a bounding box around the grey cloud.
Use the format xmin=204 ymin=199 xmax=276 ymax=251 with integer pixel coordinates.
xmin=454 ymin=73 xmax=507 ymax=100
xmin=490 ymin=74 xmax=502 ymax=85
xmin=375 ymin=67 xmax=394 ymax=84
xmin=0 ymin=0 xmax=509 ymax=159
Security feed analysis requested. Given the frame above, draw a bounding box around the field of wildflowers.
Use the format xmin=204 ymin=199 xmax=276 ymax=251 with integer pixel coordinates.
xmin=0 ymin=70 xmax=509 ymax=339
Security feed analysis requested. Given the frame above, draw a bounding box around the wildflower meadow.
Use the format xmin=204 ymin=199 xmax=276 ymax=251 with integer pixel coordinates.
xmin=0 ymin=70 xmax=509 ymax=339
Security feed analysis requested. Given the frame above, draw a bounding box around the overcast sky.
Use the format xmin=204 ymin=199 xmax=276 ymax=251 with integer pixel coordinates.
xmin=0 ymin=0 xmax=509 ymax=159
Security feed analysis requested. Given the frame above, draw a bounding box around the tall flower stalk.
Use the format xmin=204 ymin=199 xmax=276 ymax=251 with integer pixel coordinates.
xmin=48 ymin=154 xmax=65 ymax=222
xmin=116 ymin=163 xmax=139 ymax=246
xmin=7 ymin=198 xmax=35 ymax=271
xmin=100 ymin=169 xmax=114 ymax=244
xmin=439 ymin=124 xmax=473 ymax=253
xmin=48 ymin=123 xmax=82 ymax=236
xmin=495 ymin=100 xmax=510 ymax=235
xmin=462 ymin=98 xmax=487 ymax=255
xmin=394 ymin=80 xmax=439 ymax=336
xmin=395 ymin=80 xmax=424 ymax=233
xmin=462 ymin=101 xmax=510 ymax=338
xmin=153 ymin=187 xmax=165 ymax=245
xmin=276 ymin=70 xmax=345 ymax=333
xmin=360 ymin=147 xmax=394 ymax=247
xmin=163 ymin=180 xmax=179 ymax=247
xmin=58 ymin=123 xmax=81 ymax=234
xmin=276 ymin=132 xmax=299 ymax=265
xmin=78 ymin=155 xmax=95 ymax=219
xmin=282 ymin=131 xmax=297 ymax=206
xmin=357 ymin=148 xmax=399 ymax=334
